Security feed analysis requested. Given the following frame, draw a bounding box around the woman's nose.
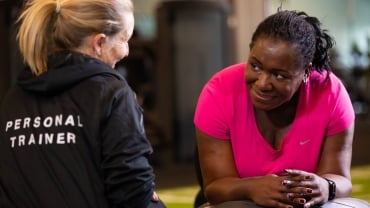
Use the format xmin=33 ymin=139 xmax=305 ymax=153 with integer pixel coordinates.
xmin=255 ymin=72 xmax=272 ymax=90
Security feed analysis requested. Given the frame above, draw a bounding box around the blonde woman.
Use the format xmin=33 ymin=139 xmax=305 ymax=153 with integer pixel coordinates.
xmin=0 ymin=0 xmax=165 ymax=207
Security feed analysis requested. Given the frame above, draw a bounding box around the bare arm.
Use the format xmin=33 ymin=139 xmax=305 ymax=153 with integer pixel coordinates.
xmin=196 ymin=122 xmax=354 ymax=207
xmin=196 ymin=128 xmax=240 ymax=203
xmin=316 ymin=123 xmax=354 ymax=197
xmin=283 ymin=124 xmax=355 ymax=207
xmin=196 ymin=128 xmax=293 ymax=207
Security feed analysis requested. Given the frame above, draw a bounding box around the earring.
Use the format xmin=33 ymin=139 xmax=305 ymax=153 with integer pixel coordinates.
xmin=303 ymin=63 xmax=312 ymax=84
xmin=303 ymin=73 xmax=309 ymax=84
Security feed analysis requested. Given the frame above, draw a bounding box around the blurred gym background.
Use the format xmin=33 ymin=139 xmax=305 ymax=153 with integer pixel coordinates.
xmin=0 ymin=0 xmax=369 ymax=207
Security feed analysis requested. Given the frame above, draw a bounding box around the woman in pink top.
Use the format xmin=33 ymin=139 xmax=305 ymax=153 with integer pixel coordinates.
xmin=194 ymin=10 xmax=369 ymax=208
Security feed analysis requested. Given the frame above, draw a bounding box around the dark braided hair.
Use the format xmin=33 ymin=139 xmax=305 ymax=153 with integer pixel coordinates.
xmin=250 ymin=10 xmax=335 ymax=73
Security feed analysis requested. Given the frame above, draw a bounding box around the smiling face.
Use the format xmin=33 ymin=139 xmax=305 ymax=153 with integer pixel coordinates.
xmin=100 ymin=12 xmax=134 ymax=68
xmin=246 ymin=37 xmax=306 ymax=111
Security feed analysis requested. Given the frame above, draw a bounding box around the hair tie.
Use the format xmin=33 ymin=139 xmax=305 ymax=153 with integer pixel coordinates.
xmin=56 ymin=0 xmax=61 ymax=14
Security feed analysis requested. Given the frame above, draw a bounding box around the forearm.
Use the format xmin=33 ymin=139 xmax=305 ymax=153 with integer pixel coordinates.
xmin=204 ymin=177 xmax=258 ymax=204
xmin=320 ymin=173 xmax=352 ymax=198
xmin=316 ymin=126 xmax=354 ymax=200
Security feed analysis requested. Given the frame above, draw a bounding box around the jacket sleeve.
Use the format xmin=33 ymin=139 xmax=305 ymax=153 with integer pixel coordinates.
xmin=100 ymin=82 xmax=155 ymax=208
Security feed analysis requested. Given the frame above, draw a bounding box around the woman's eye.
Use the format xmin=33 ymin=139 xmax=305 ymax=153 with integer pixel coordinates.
xmin=250 ymin=63 xmax=261 ymax=71
xmin=274 ymin=73 xmax=285 ymax=80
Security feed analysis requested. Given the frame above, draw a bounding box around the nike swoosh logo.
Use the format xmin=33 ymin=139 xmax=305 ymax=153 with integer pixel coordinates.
xmin=299 ymin=139 xmax=311 ymax=145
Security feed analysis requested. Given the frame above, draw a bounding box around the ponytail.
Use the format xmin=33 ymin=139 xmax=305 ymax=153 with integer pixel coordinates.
xmin=301 ymin=13 xmax=335 ymax=72
xmin=17 ymin=0 xmax=58 ymax=75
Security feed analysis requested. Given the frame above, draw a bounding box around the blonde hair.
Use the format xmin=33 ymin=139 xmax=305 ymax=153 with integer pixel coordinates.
xmin=16 ymin=0 xmax=133 ymax=75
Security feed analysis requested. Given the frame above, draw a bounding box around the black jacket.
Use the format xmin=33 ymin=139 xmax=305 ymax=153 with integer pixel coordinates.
xmin=0 ymin=51 xmax=155 ymax=208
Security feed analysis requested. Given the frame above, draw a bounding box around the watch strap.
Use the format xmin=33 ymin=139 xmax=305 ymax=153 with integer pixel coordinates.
xmin=324 ymin=178 xmax=336 ymax=200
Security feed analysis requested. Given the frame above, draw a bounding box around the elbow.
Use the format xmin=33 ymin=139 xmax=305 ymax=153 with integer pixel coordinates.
xmin=336 ymin=177 xmax=353 ymax=198
xmin=203 ymin=184 xmax=230 ymax=205
xmin=341 ymin=181 xmax=353 ymax=197
xmin=203 ymin=186 xmax=220 ymax=204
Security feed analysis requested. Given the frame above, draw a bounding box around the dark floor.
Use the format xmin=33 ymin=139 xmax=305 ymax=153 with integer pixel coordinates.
xmin=153 ymin=115 xmax=370 ymax=190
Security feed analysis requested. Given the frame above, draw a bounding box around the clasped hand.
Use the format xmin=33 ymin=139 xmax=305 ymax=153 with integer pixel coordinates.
xmin=250 ymin=169 xmax=329 ymax=208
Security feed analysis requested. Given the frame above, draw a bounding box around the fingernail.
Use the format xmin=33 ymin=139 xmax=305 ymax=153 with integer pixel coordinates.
xmin=284 ymin=169 xmax=291 ymax=173
xmin=282 ymin=180 xmax=291 ymax=186
xmin=306 ymin=188 xmax=313 ymax=193
xmin=287 ymin=193 xmax=294 ymax=200
xmin=300 ymin=199 xmax=306 ymax=204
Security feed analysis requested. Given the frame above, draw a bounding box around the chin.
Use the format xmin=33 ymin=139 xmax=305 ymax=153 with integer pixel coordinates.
xmin=253 ymin=100 xmax=280 ymax=111
xmin=110 ymin=62 xmax=117 ymax=68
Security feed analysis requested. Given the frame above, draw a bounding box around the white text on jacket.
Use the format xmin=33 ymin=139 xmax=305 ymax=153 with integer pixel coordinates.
xmin=4 ymin=114 xmax=83 ymax=148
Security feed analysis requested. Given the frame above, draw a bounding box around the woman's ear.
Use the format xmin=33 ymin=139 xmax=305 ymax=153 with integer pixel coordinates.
xmin=92 ymin=33 xmax=106 ymax=57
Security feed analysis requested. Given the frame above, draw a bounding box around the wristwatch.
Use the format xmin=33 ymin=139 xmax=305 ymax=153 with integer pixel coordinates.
xmin=324 ymin=178 xmax=336 ymax=200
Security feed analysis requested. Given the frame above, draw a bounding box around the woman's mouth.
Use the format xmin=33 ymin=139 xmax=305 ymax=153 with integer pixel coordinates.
xmin=252 ymin=89 xmax=275 ymax=103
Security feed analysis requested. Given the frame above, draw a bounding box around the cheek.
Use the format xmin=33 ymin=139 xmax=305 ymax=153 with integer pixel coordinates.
xmin=101 ymin=48 xmax=121 ymax=68
xmin=115 ymin=46 xmax=127 ymax=60
xmin=278 ymin=82 xmax=301 ymax=100
xmin=244 ymin=67 xmax=257 ymax=84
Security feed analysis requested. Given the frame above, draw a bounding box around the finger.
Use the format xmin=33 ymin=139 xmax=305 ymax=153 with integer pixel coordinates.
xmin=290 ymin=196 xmax=306 ymax=205
xmin=303 ymin=199 xmax=318 ymax=208
xmin=151 ymin=191 xmax=159 ymax=201
xmin=286 ymin=193 xmax=295 ymax=201
xmin=282 ymin=179 xmax=293 ymax=187
xmin=283 ymin=171 xmax=307 ymax=182
xmin=283 ymin=190 xmax=314 ymax=206
xmin=282 ymin=180 xmax=310 ymax=190
xmin=275 ymin=169 xmax=291 ymax=177
xmin=303 ymin=201 xmax=312 ymax=208
xmin=289 ymin=187 xmax=314 ymax=197
xmin=295 ymin=180 xmax=314 ymax=187
xmin=284 ymin=169 xmax=313 ymax=180
xmin=271 ymin=192 xmax=295 ymax=206
xmin=284 ymin=169 xmax=304 ymax=175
